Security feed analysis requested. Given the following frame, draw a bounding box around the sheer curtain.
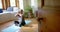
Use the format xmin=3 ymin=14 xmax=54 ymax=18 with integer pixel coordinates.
xmin=10 ymin=0 xmax=16 ymax=7
xmin=19 ymin=0 xmax=24 ymax=10
xmin=31 ymin=0 xmax=38 ymax=13
xmin=31 ymin=0 xmax=38 ymax=17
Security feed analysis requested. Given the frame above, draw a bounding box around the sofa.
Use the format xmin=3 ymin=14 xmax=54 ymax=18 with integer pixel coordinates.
xmin=0 ymin=6 xmax=19 ymax=24
xmin=0 ymin=12 xmax=18 ymax=24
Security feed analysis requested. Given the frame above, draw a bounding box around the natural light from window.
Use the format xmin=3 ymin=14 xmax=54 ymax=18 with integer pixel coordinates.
xmin=19 ymin=0 xmax=24 ymax=10
xmin=31 ymin=0 xmax=38 ymax=10
xmin=10 ymin=0 xmax=24 ymax=10
xmin=0 ymin=0 xmax=2 ymax=9
xmin=10 ymin=0 xmax=16 ymax=7
xmin=31 ymin=0 xmax=38 ymax=13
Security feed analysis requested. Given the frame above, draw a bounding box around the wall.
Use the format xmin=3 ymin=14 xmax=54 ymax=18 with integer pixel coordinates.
xmin=38 ymin=0 xmax=60 ymax=8
xmin=44 ymin=0 xmax=60 ymax=7
xmin=43 ymin=0 xmax=60 ymax=8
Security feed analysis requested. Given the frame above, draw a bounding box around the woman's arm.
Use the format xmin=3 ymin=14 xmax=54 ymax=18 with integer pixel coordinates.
xmin=15 ymin=13 xmax=20 ymax=17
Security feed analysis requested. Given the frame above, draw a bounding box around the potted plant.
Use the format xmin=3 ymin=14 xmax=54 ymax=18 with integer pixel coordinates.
xmin=24 ymin=6 xmax=33 ymax=18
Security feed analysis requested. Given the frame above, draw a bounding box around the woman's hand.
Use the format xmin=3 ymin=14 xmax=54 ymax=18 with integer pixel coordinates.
xmin=15 ymin=14 xmax=20 ymax=17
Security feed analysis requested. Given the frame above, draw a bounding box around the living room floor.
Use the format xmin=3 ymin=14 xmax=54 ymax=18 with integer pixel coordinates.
xmin=0 ymin=18 xmax=38 ymax=32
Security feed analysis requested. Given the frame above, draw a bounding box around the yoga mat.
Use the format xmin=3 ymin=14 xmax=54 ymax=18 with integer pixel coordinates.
xmin=25 ymin=20 xmax=32 ymax=24
xmin=2 ymin=25 xmax=21 ymax=32
xmin=2 ymin=20 xmax=32 ymax=32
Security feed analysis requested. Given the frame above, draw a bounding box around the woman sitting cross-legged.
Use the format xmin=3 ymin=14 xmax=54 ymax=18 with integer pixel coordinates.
xmin=15 ymin=9 xmax=26 ymax=27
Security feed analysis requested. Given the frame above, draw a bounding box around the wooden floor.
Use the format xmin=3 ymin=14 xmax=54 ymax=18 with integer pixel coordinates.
xmin=0 ymin=18 xmax=38 ymax=32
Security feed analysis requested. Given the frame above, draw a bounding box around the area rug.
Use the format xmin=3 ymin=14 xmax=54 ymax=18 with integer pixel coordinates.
xmin=2 ymin=20 xmax=32 ymax=32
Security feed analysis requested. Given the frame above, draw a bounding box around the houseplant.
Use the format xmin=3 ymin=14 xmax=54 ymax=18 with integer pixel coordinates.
xmin=24 ymin=6 xmax=33 ymax=18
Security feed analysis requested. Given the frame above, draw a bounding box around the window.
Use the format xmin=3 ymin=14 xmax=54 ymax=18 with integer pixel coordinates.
xmin=31 ymin=0 xmax=35 ymax=6
xmin=31 ymin=0 xmax=38 ymax=10
xmin=19 ymin=0 xmax=24 ymax=10
xmin=10 ymin=0 xmax=16 ymax=7
xmin=0 ymin=0 xmax=2 ymax=9
xmin=10 ymin=0 xmax=24 ymax=10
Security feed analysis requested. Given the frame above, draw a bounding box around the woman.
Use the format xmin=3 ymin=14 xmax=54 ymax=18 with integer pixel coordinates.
xmin=15 ymin=9 xmax=26 ymax=27
xmin=19 ymin=9 xmax=26 ymax=27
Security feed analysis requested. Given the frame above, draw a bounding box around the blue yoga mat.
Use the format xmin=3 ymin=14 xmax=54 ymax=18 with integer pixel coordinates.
xmin=2 ymin=20 xmax=32 ymax=32
xmin=2 ymin=25 xmax=20 ymax=32
xmin=25 ymin=20 xmax=32 ymax=24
